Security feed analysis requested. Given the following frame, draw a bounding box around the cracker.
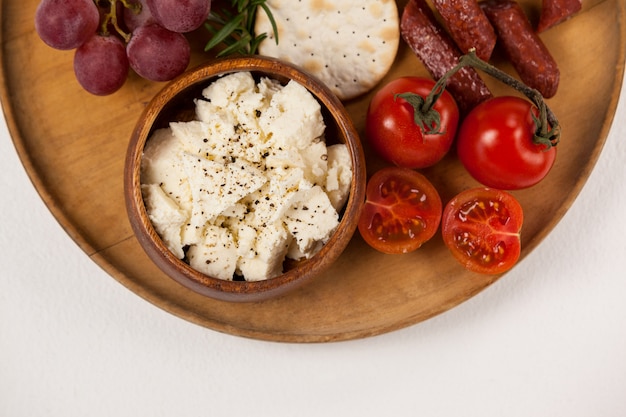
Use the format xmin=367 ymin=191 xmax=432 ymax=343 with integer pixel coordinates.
xmin=255 ymin=0 xmax=400 ymax=101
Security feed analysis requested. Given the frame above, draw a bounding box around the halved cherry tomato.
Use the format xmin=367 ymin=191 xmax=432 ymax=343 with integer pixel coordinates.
xmin=457 ymin=96 xmax=556 ymax=190
xmin=441 ymin=188 xmax=523 ymax=274
xmin=366 ymin=77 xmax=460 ymax=169
xmin=358 ymin=167 xmax=442 ymax=254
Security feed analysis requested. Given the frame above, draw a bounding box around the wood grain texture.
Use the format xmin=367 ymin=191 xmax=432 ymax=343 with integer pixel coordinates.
xmin=1 ymin=0 xmax=624 ymax=342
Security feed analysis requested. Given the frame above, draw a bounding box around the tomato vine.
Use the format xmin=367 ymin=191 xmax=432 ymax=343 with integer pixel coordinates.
xmin=432 ymin=49 xmax=561 ymax=149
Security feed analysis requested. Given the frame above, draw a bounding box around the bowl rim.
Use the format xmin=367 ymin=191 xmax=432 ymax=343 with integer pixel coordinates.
xmin=123 ymin=55 xmax=366 ymax=303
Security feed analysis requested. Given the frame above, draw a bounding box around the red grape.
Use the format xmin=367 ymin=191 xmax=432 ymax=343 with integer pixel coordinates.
xmin=37 ymin=0 xmax=200 ymax=94
xmin=74 ymin=34 xmax=129 ymax=95
xmin=123 ymin=0 xmax=156 ymax=32
xmin=126 ymin=24 xmax=190 ymax=82
xmin=146 ymin=0 xmax=211 ymax=33
xmin=35 ymin=0 xmax=100 ymax=50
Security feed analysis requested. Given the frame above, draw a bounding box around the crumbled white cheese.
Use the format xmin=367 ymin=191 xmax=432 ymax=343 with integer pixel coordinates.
xmin=140 ymin=71 xmax=352 ymax=281
xmin=141 ymin=183 xmax=187 ymax=259
xmin=284 ymin=185 xmax=341 ymax=256
xmin=231 ymin=219 xmax=290 ymax=282
xmin=141 ymin=128 xmax=192 ymax=214
xmin=187 ymin=225 xmax=238 ymax=279
xmin=325 ymin=144 xmax=352 ymax=211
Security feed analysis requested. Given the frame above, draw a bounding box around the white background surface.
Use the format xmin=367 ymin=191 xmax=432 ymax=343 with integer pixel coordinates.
xmin=2 ymin=72 xmax=626 ymax=416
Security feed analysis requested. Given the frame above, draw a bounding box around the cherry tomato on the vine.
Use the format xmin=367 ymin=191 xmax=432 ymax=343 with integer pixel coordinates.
xmin=441 ymin=188 xmax=523 ymax=275
xmin=457 ymin=96 xmax=557 ymax=190
xmin=366 ymin=77 xmax=460 ymax=169
xmin=358 ymin=167 xmax=442 ymax=254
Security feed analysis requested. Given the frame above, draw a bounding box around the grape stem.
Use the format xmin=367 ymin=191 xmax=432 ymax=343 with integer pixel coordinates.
xmin=428 ymin=49 xmax=561 ymax=148
xmin=96 ymin=0 xmax=140 ymax=43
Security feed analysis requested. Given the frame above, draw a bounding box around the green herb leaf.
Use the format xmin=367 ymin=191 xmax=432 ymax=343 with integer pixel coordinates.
xmin=204 ymin=0 xmax=279 ymax=56
xmin=204 ymin=13 xmax=245 ymax=52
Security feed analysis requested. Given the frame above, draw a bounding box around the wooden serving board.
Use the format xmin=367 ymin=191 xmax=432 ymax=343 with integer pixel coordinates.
xmin=1 ymin=0 xmax=624 ymax=342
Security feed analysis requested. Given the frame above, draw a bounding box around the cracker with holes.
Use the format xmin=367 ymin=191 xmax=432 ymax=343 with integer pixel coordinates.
xmin=255 ymin=0 xmax=400 ymax=101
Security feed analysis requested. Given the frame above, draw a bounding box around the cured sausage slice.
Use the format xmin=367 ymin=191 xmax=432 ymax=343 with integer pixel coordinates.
xmin=431 ymin=0 xmax=497 ymax=61
xmin=537 ymin=0 xmax=582 ymax=33
xmin=400 ymin=0 xmax=492 ymax=114
xmin=481 ymin=0 xmax=560 ymax=98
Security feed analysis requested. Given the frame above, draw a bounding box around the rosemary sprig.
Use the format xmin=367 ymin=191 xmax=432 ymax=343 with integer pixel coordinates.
xmin=204 ymin=0 xmax=279 ymax=56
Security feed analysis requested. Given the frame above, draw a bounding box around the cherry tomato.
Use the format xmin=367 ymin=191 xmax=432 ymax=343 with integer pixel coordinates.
xmin=457 ymin=96 xmax=557 ymax=190
xmin=366 ymin=77 xmax=460 ymax=169
xmin=358 ymin=167 xmax=442 ymax=254
xmin=441 ymin=188 xmax=523 ymax=275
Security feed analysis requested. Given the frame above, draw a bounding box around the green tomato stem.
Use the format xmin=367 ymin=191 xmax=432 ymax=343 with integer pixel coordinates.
xmin=394 ymin=91 xmax=446 ymax=136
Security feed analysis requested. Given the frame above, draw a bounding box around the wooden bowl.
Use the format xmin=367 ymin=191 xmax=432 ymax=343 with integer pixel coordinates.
xmin=123 ymin=56 xmax=366 ymax=302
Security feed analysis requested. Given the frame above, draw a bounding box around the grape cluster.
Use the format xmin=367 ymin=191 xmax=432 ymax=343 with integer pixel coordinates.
xmin=34 ymin=0 xmax=211 ymax=96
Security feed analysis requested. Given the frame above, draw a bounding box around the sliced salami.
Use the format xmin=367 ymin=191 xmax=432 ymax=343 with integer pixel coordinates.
xmin=431 ymin=0 xmax=497 ymax=61
xmin=400 ymin=0 xmax=492 ymax=114
xmin=481 ymin=0 xmax=560 ymax=98
xmin=537 ymin=0 xmax=582 ymax=33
